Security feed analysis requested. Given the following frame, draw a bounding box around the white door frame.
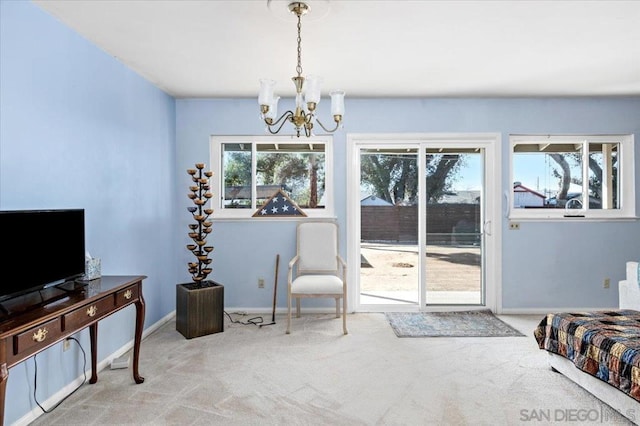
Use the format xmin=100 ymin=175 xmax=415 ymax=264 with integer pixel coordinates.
xmin=346 ymin=133 xmax=503 ymax=313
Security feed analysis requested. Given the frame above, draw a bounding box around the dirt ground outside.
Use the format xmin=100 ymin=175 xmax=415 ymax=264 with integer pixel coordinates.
xmin=360 ymin=243 xmax=482 ymax=292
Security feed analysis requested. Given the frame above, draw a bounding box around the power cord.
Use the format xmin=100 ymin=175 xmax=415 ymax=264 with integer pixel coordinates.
xmin=224 ymin=310 xmax=264 ymax=326
xmin=33 ymin=336 xmax=87 ymax=413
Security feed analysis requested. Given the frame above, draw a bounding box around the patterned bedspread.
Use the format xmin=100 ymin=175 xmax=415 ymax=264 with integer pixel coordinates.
xmin=534 ymin=310 xmax=640 ymax=401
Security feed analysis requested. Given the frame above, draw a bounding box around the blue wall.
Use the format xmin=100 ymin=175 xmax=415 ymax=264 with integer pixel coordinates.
xmin=2 ymin=0 xmax=640 ymax=423
xmin=176 ymin=97 xmax=640 ymax=311
xmin=1 ymin=2 xmax=176 ymax=424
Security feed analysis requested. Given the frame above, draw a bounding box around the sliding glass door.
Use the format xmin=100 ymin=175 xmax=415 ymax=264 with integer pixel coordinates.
xmin=350 ymin=135 xmax=496 ymax=312
xmin=424 ymin=148 xmax=484 ymax=305
xmin=360 ymin=148 xmax=420 ymax=305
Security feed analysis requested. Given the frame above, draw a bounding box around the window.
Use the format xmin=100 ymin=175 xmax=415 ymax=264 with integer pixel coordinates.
xmin=210 ymin=136 xmax=334 ymax=218
xmin=509 ymin=134 xmax=635 ymax=220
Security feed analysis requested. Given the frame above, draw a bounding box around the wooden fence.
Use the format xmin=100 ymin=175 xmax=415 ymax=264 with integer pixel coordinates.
xmin=361 ymin=204 xmax=481 ymax=244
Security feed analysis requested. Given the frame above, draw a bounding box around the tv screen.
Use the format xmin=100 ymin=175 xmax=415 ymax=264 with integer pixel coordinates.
xmin=0 ymin=209 xmax=85 ymax=302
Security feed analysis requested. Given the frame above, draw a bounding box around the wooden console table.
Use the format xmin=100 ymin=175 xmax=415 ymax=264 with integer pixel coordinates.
xmin=0 ymin=275 xmax=146 ymax=425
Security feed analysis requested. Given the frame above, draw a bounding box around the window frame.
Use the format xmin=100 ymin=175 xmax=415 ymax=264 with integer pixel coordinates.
xmin=508 ymin=134 xmax=636 ymax=221
xmin=210 ymin=135 xmax=334 ymax=220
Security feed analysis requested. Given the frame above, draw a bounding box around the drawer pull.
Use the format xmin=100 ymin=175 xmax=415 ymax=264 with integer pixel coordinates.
xmin=32 ymin=328 xmax=48 ymax=342
xmin=87 ymin=305 xmax=97 ymax=317
xmin=124 ymin=289 xmax=133 ymax=300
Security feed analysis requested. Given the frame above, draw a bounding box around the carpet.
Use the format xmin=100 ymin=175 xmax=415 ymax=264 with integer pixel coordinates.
xmin=384 ymin=309 xmax=526 ymax=337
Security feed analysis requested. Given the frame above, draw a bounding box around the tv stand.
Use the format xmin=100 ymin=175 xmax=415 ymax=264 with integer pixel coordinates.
xmin=0 ymin=280 xmax=87 ymax=321
xmin=0 ymin=275 xmax=146 ymax=424
xmin=56 ymin=279 xmax=88 ymax=293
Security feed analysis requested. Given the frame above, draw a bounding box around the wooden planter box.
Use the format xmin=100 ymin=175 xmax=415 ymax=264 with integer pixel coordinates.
xmin=176 ymin=281 xmax=224 ymax=339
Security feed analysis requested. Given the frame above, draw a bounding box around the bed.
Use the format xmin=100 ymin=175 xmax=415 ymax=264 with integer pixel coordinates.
xmin=534 ymin=261 xmax=640 ymax=423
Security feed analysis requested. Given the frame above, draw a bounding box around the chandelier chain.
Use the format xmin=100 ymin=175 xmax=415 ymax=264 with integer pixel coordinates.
xmin=296 ymin=13 xmax=303 ymax=77
xmin=258 ymin=1 xmax=344 ymax=137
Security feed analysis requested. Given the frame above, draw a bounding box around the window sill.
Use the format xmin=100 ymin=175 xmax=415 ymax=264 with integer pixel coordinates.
xmin=210 ymin=215 xmax=338 ymax=222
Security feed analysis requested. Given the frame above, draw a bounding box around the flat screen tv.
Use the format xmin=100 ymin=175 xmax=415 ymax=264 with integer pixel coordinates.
xmin=0 ymin=209 xmax=85 ymax=302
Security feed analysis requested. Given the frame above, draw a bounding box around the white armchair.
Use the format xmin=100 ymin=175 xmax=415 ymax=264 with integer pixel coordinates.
xmin=618 ymin=261 xmax=640 ymax=310
xmin=287 ymin=221 xmax=347 ymax=335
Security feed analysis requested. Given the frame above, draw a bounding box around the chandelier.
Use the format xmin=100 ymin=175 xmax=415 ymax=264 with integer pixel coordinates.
xmin=258 ymin=1 xmax=345 ymax=138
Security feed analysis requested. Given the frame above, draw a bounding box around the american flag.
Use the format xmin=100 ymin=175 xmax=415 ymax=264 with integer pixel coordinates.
xmin=253 ymin=189 xmax=307 ymax=217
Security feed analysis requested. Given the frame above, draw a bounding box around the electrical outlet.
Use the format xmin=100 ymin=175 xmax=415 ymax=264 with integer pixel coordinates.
xmin=63 ymin=338 xmax=71 ymax=351
xmin=604 ymin=278 xmax=611 ymax=289
xmin=509 ymin=222 xmax=520 ymax=230
xmin=258 ymin=277 xmax=265 ymax=288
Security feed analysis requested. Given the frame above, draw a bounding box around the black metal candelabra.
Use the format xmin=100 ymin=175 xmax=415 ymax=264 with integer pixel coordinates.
xmin=186 ymin=163 xmax=214 ymax=285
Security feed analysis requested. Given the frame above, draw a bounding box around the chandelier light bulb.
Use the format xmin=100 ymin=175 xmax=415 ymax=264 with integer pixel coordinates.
xmin=265 ymin=96 xmax=280 ymax=121
xmin=330 ymin=90 xmax=345 ymax=117
xmin=304 ymin=75 xmax=322 ymax=105
xmin=259 ymin=79 xmax=276 ymax=106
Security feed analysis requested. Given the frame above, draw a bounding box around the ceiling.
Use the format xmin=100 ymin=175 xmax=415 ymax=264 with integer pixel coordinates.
xmin=34 ymin=0 xmax=640 ymax=99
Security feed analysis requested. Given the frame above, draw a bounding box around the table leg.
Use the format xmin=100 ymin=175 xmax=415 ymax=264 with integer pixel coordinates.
xmin=0 ymin=362 xmax=7 ymax=424
xmin=89 ymin=323 xmax=98 ymax=384
xmin=133 ymin=293 xmax=145 ymax=384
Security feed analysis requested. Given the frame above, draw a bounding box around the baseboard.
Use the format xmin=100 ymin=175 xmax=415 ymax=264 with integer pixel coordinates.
xmin=224 ymin=307 xmax=353 ymax=315
xmin=14 ymin=372 xmax=87 ymax=426
xmin=229 ymin=307 xmax=622 ymax=316
xmin=228 ymin=306 xmax=621 ymax=316
xmin=210 ymin=306 xmax=624 ymax=316
xmin=14 ymin=312 xmax=176 ymax=426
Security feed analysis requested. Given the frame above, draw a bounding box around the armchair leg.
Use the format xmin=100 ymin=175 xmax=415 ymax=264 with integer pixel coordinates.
xmin=343 ymin=296 xmax=348 ymax=335
xmin=296 ymin=299 xmax=301 ymax=318
xmin=286 ymin=294 xmax=291 ymax=334
xmin=335 ymin=298 xmax=340 ymax=318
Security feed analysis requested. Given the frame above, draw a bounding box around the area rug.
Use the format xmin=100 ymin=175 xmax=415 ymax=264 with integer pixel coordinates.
xmin=384 ymin=309 xmax=525 ymax=337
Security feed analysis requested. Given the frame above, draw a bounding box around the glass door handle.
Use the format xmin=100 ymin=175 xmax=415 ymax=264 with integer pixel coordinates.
xmin=483 ymin=220 xmax=492 ymax=236
xmin=503 ymin=191 xmax=510 ymax=218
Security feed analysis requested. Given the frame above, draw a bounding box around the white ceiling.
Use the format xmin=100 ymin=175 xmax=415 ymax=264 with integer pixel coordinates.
xmin=34 ymin=0 xmax=640 ymax=99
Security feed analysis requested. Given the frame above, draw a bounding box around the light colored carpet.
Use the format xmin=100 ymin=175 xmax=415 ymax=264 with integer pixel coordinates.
xmin=28 ymin=313 xmax=633 ymax=425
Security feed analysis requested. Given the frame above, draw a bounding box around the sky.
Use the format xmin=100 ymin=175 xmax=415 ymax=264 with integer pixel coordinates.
xmin=359 ymin=151 xmax=577 ymax=199
xmin=452 ymin=153 xmax=579 ymax=198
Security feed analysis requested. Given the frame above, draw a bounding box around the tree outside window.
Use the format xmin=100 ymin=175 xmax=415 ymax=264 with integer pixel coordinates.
xmin=212 ymin=137 xmax=333 ymax=218
xmin=509 ymin=134 xmax=634 ymax=220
